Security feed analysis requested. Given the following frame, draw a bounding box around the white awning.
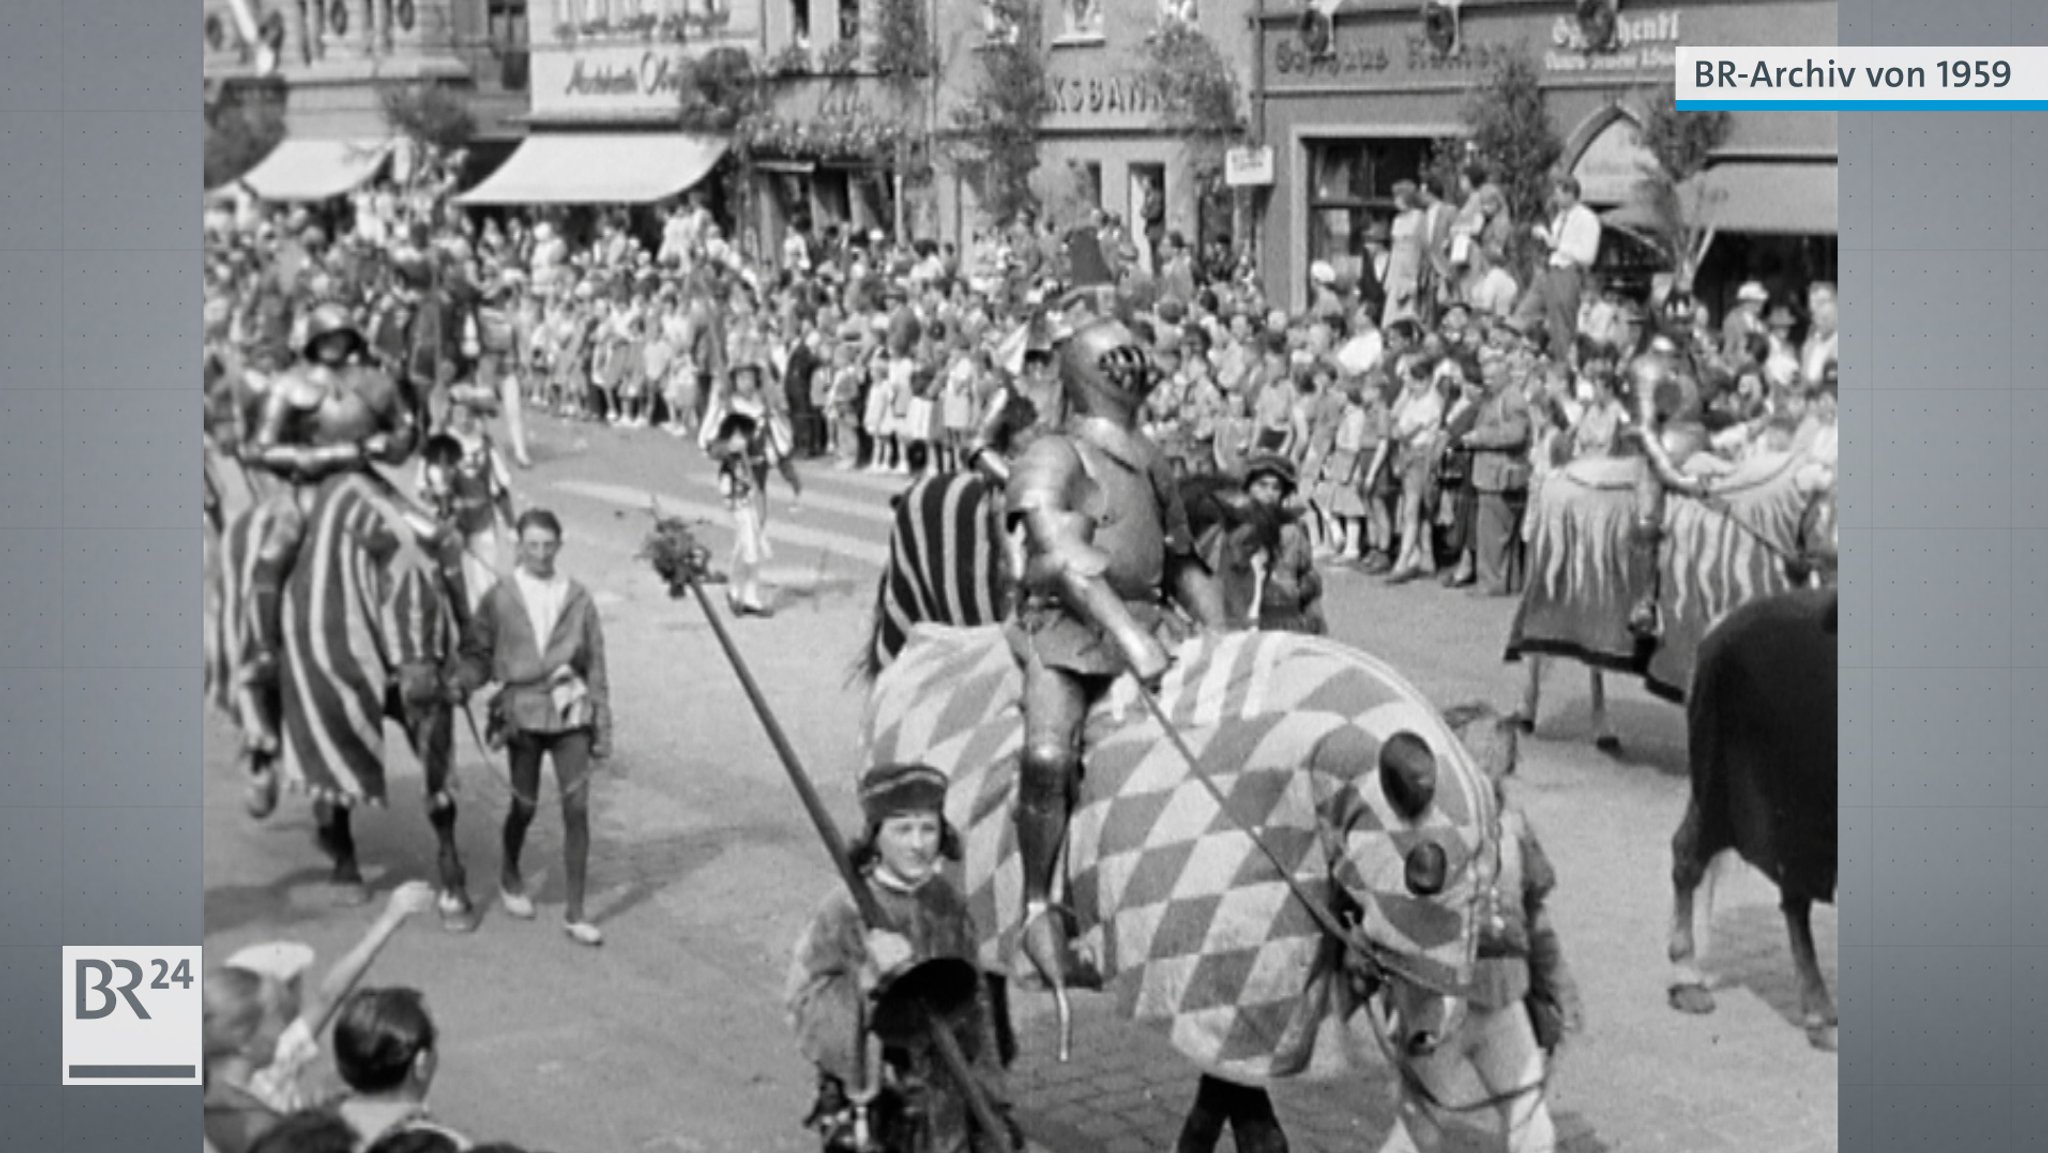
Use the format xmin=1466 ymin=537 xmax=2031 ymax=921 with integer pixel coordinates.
xmin=455 ymin=133 xmax=729 ymax=206
xmin=238 ymin=139 xmax=393 ymax=202
xmin=1685 ymin=162 xmax=1838 ymax=236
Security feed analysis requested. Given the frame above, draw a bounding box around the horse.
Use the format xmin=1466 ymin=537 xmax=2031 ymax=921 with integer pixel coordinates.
xmin=1666 ymin=586 xmax=1839 ymax=1051
xmin=1505 ymin=446 xmax=1836 ymax=752
xmin=866 ymin=625 xmax=1518 ymax=1150
xmin=207 ymin=471 xmax=478 ymax=930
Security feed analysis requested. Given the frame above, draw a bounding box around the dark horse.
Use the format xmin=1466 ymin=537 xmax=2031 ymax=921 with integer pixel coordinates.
xmin=1665 ymin=472 xmax=1838 ymax=1051
xmin=208 ymin=471 xmax=479 ymax=930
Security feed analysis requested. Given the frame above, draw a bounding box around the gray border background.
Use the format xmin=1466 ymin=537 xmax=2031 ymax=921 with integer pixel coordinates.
xmin=0 ymin=0 xmax=2002 ymax=1148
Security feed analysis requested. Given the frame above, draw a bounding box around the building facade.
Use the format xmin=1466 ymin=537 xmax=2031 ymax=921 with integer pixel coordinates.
xmin=202 ymin=0 xmax=533 ymax=199
xmin=929 ymin=1 xmax=1258 ymax=264
xmin=1254 ymin=0 xmax=1837 ymax=313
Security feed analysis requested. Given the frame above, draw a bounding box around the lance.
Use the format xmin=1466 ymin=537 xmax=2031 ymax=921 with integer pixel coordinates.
xmin=661 ymin=527 xmax=1017 ymax=1151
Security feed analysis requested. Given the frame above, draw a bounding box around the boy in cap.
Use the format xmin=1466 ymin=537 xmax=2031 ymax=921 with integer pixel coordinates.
xmin=787 ymin=764 xmax=1014 ymax=1153
xmin=1242 ymin=455 xmax=1327 ymax=635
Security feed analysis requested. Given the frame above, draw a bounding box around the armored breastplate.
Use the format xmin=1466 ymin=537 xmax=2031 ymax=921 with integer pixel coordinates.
xmin=298 ymin=367 xmax=386 ymax=446
xmin=1071 ymin=436 xmax=1167 ymax=600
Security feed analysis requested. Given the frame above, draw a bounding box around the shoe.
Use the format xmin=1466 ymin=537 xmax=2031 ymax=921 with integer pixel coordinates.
xmin=564 ymin=919 xmax=604 ymax=947
xmin=742 ymin=602 xmax=774 ymax=618
xmin=1362 ymin=553 xmax=1393 ymax=575
xmin=500 ymin=889 xmax=536 ymax=920
xmin=1384 ymin=566 xmax=1421 ymax=586
xmin=1441 ymin=569 xmax=1476 ymax=588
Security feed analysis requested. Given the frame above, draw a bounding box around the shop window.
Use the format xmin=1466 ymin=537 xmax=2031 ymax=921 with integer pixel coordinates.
xmin=1304 ymin=138 xmax=1428 ymax=282
xmin=490 ymin=1 xmax=530 ymax=91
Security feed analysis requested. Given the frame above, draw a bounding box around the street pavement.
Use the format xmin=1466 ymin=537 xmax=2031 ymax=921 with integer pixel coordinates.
xmin=202 ymin=413 xmax=1838 ymax=1153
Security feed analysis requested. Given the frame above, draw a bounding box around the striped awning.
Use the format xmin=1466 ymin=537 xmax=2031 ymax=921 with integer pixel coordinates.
xmin=238 ymin=139 xmax=392 ymax=202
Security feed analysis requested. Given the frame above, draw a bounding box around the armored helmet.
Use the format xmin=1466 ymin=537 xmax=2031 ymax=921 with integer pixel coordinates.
xmin=1055 ymin=316 xmax=1158 ymax=425
xmin=298 ymin=301 xmax=367 ymax=362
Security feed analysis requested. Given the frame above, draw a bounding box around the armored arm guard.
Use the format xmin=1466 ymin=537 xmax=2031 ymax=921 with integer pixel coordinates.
xmin=966 ymin=386 xmax=1019 ymax=486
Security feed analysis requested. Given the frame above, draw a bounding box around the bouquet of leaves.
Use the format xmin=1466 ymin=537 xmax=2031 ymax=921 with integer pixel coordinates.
xmin=639 ymin=513 xmax=713 ymax=598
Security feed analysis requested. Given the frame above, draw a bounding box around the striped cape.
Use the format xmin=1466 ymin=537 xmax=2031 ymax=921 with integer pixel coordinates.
xmin=206 ymin=473 xmax=452 ymax=806
xmin=1505 ymin=448 xmax=1813 ymax=702
xmin=865 ymin=473 xmax=1007 ymax=678
xmin=865 ymin=625 xmax=1496 ymax=1084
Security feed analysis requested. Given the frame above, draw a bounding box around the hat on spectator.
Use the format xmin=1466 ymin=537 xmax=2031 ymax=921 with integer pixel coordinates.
xmin=1765 ymin=304 xmax=1798 ymax=328
xmin=1309 ymin=260 xmax=1337 ymax=286
xmin=225 ymin=941 xmax=315 ymax=985
xmin=1243 ymin=454 xmax=1299 ymax=495
xmin=1736 ymin=281 xmax=1769 ymax=305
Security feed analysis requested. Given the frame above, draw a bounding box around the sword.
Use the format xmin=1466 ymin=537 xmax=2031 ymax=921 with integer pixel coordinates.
xmin=658 ymin=521 xmax=1017 ymax=1151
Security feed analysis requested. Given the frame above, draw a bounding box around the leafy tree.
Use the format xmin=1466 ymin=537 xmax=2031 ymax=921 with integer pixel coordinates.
xmin=950 ymin=0 xmax=1047 ymax=225
xmin=1140 ymin=20 xmax=1242 ymax=160
xmin=1458 ymin=56 xmax=1563 ymax=281
xmin=1631 ymin=82 xmax=1732 ymax=294
xmin=378 ymin=82 xmax=477 ymax=158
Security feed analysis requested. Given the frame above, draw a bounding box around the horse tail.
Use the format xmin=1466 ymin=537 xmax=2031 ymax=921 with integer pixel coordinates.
xmin=856 ymin=473 xmax=1004 ymax=684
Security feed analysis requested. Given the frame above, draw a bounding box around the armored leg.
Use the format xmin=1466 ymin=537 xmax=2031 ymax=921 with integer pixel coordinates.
xmin=239 ymin=495 xmax=307 ymax=757
xmin=1016 ymin=657 xmax=1101 ymax=994
xmin=1626 ymin=471 xmax=1666 ymax=639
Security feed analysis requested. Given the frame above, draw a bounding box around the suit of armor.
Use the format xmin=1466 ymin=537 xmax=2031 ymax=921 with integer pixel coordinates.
xmin=237 ymin=304 xmax=421 ymax=760
xmin=1003 ymin=319 xmax=1226 ymax=995
xmin=1622 ymin=351 xmax=1713 ymax=638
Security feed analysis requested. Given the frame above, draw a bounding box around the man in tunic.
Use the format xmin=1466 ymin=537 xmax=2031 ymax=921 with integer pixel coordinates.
xmin=1003 ymin=315 xmax=1226 ymax=1006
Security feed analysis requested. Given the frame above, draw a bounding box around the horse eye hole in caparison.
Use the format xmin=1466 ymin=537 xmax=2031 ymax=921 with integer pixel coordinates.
xmin=1404 ymin=842 xmax=1450 ymax=897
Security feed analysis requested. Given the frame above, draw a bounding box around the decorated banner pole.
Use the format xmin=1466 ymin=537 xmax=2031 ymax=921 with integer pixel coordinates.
xmin=640 ymin=513 xmax=1017 ymax=1151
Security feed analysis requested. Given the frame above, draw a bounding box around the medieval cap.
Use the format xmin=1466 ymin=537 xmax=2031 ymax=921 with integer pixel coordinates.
xmin=859 ymin=763 xmax=949 ymax=824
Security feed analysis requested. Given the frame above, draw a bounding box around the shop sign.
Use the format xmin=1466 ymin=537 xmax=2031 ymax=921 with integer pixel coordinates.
xmin=1270 ymin=29 xmax=1528 ymax=84
xmin=1544 ymin=9 xmax=1680 ymax=76
xmin=530 ymin=39 xmax=750 ymax=120
xmin=1043 ymin=72 xmax=1168 ymax=122
xmin=1225 ymin=146 xmax=1275 ymax=187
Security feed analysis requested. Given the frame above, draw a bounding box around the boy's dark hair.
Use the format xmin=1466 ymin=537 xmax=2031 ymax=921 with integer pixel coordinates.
xmin=420 ymin=433 xmax=465 ymax=469
xmin=514 ymin=508 xmax=562 ymax=540
xmin=333 ymin=987 xmax=437 ymax=1094
xmin=249 ymin=1110 xmax=359 ymax=1153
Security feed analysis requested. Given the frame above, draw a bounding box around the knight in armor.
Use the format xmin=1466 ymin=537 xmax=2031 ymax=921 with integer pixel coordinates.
xmin=1002 ymin=315 xmax=1227 ymax=1002
xmin=1620 ymin=346 xmax=1713 ymax=639
xmin=236 ymin=303 xmax=423 ymax=810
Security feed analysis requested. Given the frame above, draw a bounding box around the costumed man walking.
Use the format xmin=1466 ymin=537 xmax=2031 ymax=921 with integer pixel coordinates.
xmin=234 ymin=302 xmax=423 ymax=817
xmin=416 ymin=384 xmax=518 ymax=614
xmin=1003 ymin=314 xmax=1226 ymax=1018
xmin=1620 ymin=347 xmax=1713 ymax=639
xmin=787 ymin=763 xmax=1016 ymax=1153
xmin=448 ymin=508 xmax=613 ymax=947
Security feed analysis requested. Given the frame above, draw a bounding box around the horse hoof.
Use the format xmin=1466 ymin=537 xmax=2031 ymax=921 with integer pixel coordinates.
xmin=1595 ymin=734 xmax=1624 ymax=757
xmin=438 ymin=893 xmax=478 ymax=933
xmin=1806 ymin=1021 xmax=1839 ymax=1052
xmin=243 ymin=772 xmax=279 ymax=820
xmin=1668 ymin=983 xmax=1716 ymax=1015
xmin=329 ymin=880 xmax=372 ymax=907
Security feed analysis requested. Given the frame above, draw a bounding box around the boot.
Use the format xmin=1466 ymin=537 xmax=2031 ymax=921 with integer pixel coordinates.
xmin=1626 ymin=524 xmax=1664 ymax=639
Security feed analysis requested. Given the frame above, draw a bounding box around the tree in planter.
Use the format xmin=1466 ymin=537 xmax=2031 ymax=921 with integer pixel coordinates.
xmin=1630 ymin=82 xmax=1733 ymax=303
xmin=951 ymin=0 xmax=1046 ymax=226
xmin=1455 ymin=55 xmax=1563 ymax=284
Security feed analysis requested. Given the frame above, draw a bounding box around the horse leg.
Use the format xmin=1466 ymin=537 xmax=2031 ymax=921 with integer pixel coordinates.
xmin=1784 ymin=893 xmax=1838 ymax=1051
xmin=1224 ymin=1082 xmax=1290 ymax=1153
xmin=1667 ymin=802 xmax=1716 ymax=1015
xmin=1591 ymin=669 xmax=1621 ymax=755
xmin=984 ymin=973 xmax=1018 ymax=1069
xmin=1174 ymin=1075 xmax=1231 ymax=1153
xmin=313 ymin=798 xmax=371 ymax=906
